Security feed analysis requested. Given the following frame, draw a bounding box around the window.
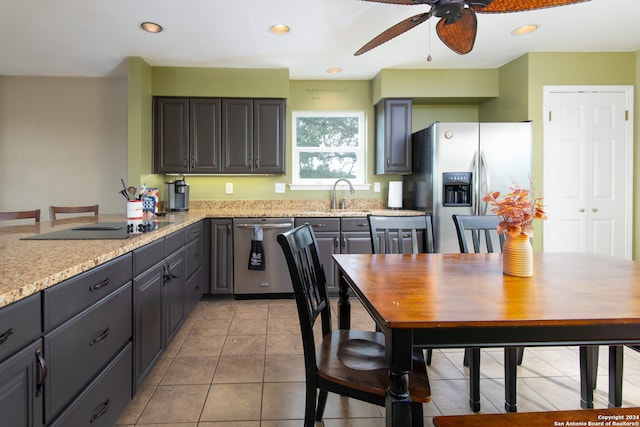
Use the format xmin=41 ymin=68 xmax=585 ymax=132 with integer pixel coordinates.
xmin=292 ymin=111 xmax=366 ymax=186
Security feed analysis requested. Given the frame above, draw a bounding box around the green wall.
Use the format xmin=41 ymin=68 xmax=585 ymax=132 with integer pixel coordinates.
xmin=127 ymin=54 xmax=638 ymax=247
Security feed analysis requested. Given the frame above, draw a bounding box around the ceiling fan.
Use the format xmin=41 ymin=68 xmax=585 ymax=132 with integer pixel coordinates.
xmin=354 ymin=0 xmax=591 ymax=56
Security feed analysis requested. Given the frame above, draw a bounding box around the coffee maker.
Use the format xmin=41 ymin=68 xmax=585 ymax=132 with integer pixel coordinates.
xmin=167 ymin=177 xmax=190 ymax=212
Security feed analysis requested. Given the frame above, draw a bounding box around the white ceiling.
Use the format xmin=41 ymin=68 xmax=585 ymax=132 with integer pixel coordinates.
xmin=2 ymin=0 xmax=639 ymax=80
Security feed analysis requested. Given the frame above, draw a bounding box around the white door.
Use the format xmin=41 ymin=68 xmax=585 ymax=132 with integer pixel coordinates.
xmin=543 ymin=86 xmax=633 ymax=259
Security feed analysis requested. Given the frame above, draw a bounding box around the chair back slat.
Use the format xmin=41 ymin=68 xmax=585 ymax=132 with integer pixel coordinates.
xmin=0 ymin=209 xmax=40 ymax=223
xmin=367 ymin=214 xmax=434 ymax=254
xmin=452 ymin=214 xmax=505 ymax=253
xmin=50 ymin=204 xmax=99 ymax=220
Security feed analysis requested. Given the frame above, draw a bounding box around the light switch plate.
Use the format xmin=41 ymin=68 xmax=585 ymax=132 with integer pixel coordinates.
xmin=225 ymin=183 xmax=233 ymax=194
xmin=374 ymin=182 xmax=381 ymax=193
xmin=275 ymin=183 xmax=286 ymax=193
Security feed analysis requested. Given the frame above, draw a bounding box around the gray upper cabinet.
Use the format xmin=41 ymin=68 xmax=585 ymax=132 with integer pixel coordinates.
xmin=154 ymin=97 xmax=190 ymax=173
xmin=154 ymin=97 xmax=222 ymax=174
xmin=154 ymin=96 xmax=285 ymax=175
xmin=190 ymin=98 xmax=222 ymax=173
xmin=222 ymin=98 xmax=285 ymax=174
xmin=375 ymin=98 xmax=412 ymax=175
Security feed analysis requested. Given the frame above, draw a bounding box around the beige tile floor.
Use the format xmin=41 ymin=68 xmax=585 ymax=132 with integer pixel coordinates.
xmin=116 ymin=297 xmax=640 ymax=426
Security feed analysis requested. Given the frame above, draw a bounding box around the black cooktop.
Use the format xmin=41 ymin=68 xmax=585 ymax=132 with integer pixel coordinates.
xmin=21 ymin=221 xmax=173 ymax=240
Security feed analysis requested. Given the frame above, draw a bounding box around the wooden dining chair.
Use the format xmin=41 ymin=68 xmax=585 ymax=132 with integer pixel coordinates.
xmin=452 ymin=214 xmax=523 ymax=359
xmin=278 ymin=224 xmax=431 ymax=427
xmin=0 ymin=209 xmax=41 ymax=223
xmin=367 ymin=214 xmax=434 ymax=254
xmin=452 ymin=214 xmax=505 ymax=254
xmin=49 ymin=204 xmax=99 ymax=220
xmin=367 ymin=214 xmax=436 ymax=364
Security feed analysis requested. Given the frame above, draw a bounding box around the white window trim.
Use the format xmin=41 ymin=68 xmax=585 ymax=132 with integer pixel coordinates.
xmin=291 ymin=111 xmax=367 ymax=189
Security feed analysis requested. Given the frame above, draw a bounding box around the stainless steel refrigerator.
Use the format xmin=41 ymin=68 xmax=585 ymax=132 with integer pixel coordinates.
xmin=403 ymin=121 xmax=532 ymax=253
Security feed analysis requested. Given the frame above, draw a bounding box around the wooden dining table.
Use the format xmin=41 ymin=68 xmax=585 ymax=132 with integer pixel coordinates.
xmin=333 ymin=252 xmax=640 ymax=427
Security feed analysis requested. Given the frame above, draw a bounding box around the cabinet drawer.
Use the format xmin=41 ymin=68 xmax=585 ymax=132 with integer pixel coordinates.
xmin=165 ymin=228 xmax=186 ymax=257
xmin=0 ymin=293 xmax=41 ymax=363
xmin=44 ymin=282 xmax=132 ymax=422
xmin=341 ymin=217 xmax=369 ymax=232
xmin=295 ymin=217 xmax=340 ymax=232
xmin=133 ymin=238 xmax=164 ymax=277
xmin=44 ymin=253 xmax=132 ymax=331
xmin=185 ymin=236 xmax=203 ymax=279
xmin=49 ymin=342 xmax=132 ymax=427
xmin=186 ymin=220 xmax=204 ymax=242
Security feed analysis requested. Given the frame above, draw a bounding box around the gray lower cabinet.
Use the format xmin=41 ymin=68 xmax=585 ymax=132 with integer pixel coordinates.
xmin=132 ymin=259 xmax=164 ymax=392
xmin=207 ymin=218 xmax=233 ymax=294
xmin=0 ymin=340 xmax=44 ymax=427
xmin=133 ymin=227 xmax=189 ymax=391
xmin=184 ymin=221 xmax=204 ymax=314
xmin=48 ymin=343 xmax=131 ymax=427
xmin=43 ymin=282 xmax=132 ymax=423
xmin=294 ymin=217 xmax=373 ymax=293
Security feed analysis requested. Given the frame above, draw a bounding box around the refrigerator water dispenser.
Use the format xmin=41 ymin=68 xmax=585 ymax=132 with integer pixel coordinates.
xmin=442 ymin=172 xmax=472 ymax=207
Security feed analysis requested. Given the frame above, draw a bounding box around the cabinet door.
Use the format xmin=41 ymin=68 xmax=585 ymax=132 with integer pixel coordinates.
xmin=341 ymin=232 xmax=374 ymax=255
xmin=164 ymin=250 xmax=185 ymax=346
xmin=190 ymin=98 xmax=222 ymax=173
xmin=222 ymin=99 xmax=253 ymax=173
xmin=0 ymin=341 xmax=44 ymax=427
xmin=254 ymin=99 xmax=285 ymax=174
xmin=375 ymin=98 xmax=412 ymax=174
xmin=154 ymin=97 xmax=190 ymax=173
xmin=208 ymin=219 xmax=234 ymax=294
xmin=133 ymin=263 xmax=164 ymax=391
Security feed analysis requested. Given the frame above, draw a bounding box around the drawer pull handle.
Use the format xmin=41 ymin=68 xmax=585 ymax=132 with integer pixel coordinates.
xmin=36 ymin=347 xmax=47 ymax=397
xmin=90 ymin=398 xmax=110 ymax=423
xmin=89 ymin=278 xmax=110 ymax=291
xmin=0 ymin=328 xmax=15 ymax=345
xmin=89 ymin=328 xmax=110 ymax=346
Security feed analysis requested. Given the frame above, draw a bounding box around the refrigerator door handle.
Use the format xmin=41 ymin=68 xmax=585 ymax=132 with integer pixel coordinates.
xmin=471 ymin=150 xmax=479 ymax=215
xmin=479 ymin=150 xmax=490 ymax=214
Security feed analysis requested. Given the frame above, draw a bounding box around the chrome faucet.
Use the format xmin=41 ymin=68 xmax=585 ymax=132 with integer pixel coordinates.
xmin=331 ymin=179 xmax=355 ymax=209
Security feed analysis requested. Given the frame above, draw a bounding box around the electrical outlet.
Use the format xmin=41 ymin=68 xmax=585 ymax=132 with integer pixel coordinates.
xmin=225 ymin=183 xmax=233 ymax=194
xmin=275 ymin=183 xmax=286 ymax=193
xmin=374 ymin=182 xmax=381 ymax=193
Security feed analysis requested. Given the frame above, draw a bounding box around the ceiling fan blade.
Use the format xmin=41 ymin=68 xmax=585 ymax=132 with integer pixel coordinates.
xmin=472 ymin=0 xmax=591 ymax=13
xmin=355 ymin=12 xmax=431 ymax=56
xmin=436 ymin=8 xmax=477 ymax=54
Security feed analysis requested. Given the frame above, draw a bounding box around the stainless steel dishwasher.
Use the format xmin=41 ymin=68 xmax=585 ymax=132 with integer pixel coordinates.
xmin=233 ymin=218 xmax=294 ymax=296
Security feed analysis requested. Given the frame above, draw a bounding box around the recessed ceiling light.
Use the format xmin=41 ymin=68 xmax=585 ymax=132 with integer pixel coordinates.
xmin=327 ymin=67 xmax=342 ymax=74
xmin=512 ymin=24 xmax=539 ymax=36
xmin=270 ymin=24 xmax=290 ymax=35
xmin=140 ymin=22 xmax=163 ymax=33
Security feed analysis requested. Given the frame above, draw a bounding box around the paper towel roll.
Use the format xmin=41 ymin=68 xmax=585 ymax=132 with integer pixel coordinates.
xmin=388 ymin=181 xmax=403 ymax=209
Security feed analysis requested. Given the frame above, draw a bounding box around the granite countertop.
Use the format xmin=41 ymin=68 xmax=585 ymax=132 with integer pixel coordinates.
xmin=0 ymin=200 xmax=425 ymax=309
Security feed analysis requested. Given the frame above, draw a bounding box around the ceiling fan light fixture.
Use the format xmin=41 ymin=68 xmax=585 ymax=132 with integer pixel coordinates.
xmin=327 ymin=67 xmax=342 ymax=74
xmin=270 ymin=24 xmax=290 ymax=35
xmin=512 ymin=24 xmax=539 ymax=36
xmin=140 ymin=22 xmax=163 ymax=33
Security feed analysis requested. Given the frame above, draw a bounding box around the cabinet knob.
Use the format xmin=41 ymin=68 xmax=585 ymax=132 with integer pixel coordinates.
xmin=592 ymin=208 xmax=598 ymax=213
xmin=579 ymin=208 xmax=586 ymax=212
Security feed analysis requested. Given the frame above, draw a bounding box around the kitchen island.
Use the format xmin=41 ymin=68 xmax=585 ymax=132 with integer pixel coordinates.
xmin=0 ymin=202 xmax=423 ymax=427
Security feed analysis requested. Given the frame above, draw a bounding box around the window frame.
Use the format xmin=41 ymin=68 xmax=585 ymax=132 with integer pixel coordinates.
xmin=291 ymin=111 xmax=367 ymax=187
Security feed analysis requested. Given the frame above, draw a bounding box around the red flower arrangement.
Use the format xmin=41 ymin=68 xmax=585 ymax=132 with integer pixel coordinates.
xmin=483 ymin=184 xmax=547 ymax=238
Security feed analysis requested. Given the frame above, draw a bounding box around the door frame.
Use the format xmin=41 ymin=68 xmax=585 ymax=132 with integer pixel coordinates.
xmin=542 ymin=85 xmax=634 ymax=259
